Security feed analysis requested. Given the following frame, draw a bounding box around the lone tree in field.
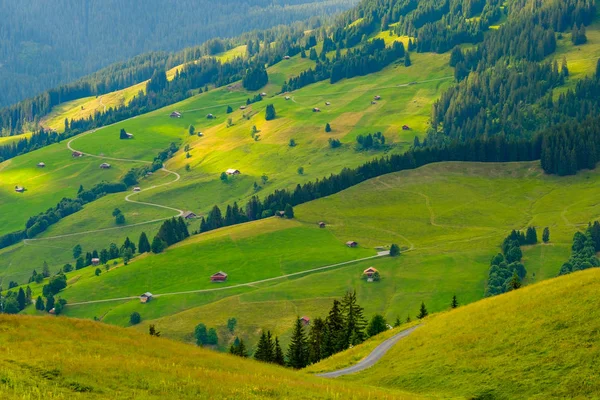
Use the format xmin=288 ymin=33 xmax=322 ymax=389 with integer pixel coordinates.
xmin=265 ymin=104 xmax=276 ymax=121
xmin=451 ymin=295 xmax=458 ymax=309
xmin=73 ymin=244 xmax=82 ymax=259
xmin=367 ymin=314 xmax=388 ymax=337
xmin=390 ymin=243 xmax=400 ymax=256
xmin=149 ymin=324 xmax=161 ymax=337
xmin=227 ymin=317 xmax=237 ymax=333
xmin=188 ymin=125 xmax=195 ymax=136
xmin=130 ymin=311 xmax=141 ymax=325
xmin=286 ymin=317 xmax=309 ymax=369
xmin=226 ymin=105 xmax=233 ymax=114
xmin=194 ymin=323 xmax=208 ymax=345
xmin=417 ymin=302 xmax=428 ymax=319
xmin=542 ymin=227 xmax=550 ymax=243
xmin=404 ymin=51 xmax=412 ymax=67
xmin=325 ymin=123 xmax=331 ymax=132
xmin=394 ymin=316 xmax=401 ymax=327
xmin=95 ymin=268 xmax=101 ymax=276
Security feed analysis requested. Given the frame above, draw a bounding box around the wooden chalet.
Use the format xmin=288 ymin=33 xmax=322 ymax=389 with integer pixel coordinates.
xmin=374 ymin=95 xmax=381 ymax=100
xmin=37 ymin=162 xmax=46 ymax=168
xmin=182 ymin=211 xmax=197 ymax=219
xmin=15 ymin=186 xmax=24 ymax=193
xmin=318 ymin=221 xmax=326 ymax=228
xmin=313 ymin=107 xmax=321 ymax=112
xmin=285 ymin=96 xmax=291 ymax=100
xmin=277 ymin=211 xmax=285 ymax=217
xmin=100 ymin=163 xmax=111 ymax=169
xmin=170 ymin=111 xmax=182 ymax=118
xmin=133 ymin=187 xmax=141 ymax=192
xmin=207 ymin=113 xmax=215 ymax=119
xmin=91 ymin=258 xmax=100 ymax=266
xmin=346 ymin=240 xmax=358 ymax=248
xmin=260 ymin=92 xmax=267 ymax=97
xmin=140 ymin=292 xmax=153 ymax=303
xmin=284 ymin=55 xmax=291 ymax=60
xmin=72 ymin=151 xmax=83 ymax=158
xmin=210 ymin=271 xmax=228 ymax=282
xmin=124 ymin=132 xmax=134 ymax=139
xmin=226 ymin=168 xmax=241 ymax=175
xmin=402 ymin=125 xmax=411 ymax=130
xmin=300 ymin=316 xmax=310 ymax=326
xmin=371 ymin=101 xmax=377 ymax=105
xmin=363 ymin=267 xmax=379 ymax=282
xmin=240 ymin=105 xmax=247 ymax=110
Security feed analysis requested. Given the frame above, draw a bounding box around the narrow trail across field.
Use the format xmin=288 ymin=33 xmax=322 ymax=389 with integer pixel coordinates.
xmin=24 ymin=129 xmax=183 ymax=244
xmin=316 ymin=325 xmax=420 ymax=378
xmin=66 ymin=250 xmax=392 ymax=306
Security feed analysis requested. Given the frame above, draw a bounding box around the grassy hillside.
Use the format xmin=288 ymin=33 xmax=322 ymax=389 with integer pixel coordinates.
xmin=15 ymin=161 xmax=591 ymax=355
xmin=308 ymin=268 xmax=600 ymax=399
xmin=0 ymin=48 xmax=451 ymax=285
xmin=0 ymin=314 xmax=414 ymax=400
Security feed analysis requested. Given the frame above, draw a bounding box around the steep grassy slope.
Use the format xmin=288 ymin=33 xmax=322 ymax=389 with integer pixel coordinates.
xmin=308 ymin=268 xmax=600 ymax=399
xmin=0 ymin=315 xmax=414 ymax=400
xmin=0 ymin=49 xmax=451 ymax=284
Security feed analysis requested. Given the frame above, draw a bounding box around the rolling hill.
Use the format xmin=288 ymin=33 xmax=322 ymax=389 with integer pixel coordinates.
xmin=307 ymin=267 xmax=600 ymax=399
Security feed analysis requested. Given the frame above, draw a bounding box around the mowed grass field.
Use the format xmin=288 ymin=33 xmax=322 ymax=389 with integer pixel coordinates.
xmin=0 ymin=49 xmax=452 ymax=285
xmin=0 ymin=315 xmax=417 ymax=400
xmin=308 ymin=268 xmax=600 ymax=399
xmin=28 ymin=161 xmax=598 ymax=354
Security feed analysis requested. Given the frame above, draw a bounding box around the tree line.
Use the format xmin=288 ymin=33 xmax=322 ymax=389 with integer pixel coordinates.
xmin=559 ymin=221 xmax=600 ymax=276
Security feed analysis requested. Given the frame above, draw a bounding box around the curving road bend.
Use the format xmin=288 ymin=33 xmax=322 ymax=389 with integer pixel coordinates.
xmin=316 ymin=325 xmax=420 ymax=378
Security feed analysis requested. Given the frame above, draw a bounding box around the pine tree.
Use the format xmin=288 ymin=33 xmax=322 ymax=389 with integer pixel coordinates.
xmin=390 ymin=243 xmax=400 ymax=256
xmin=406 ymin=315 xmax=411 ymax=323
xmin=138 ymin=232 xmax=151 ymax=253
xmin=542 ymin=227 xmax=550 ymax=243
xmin=35 ymin=296 xmax=45 ymax=311
xmin=417 ymin=302 xmax=428 ymax=319
xmin=265 ymin=104 xmax=276 ymax=121
xmin=341 ymin=290 xmax=366 ymax=347
xmin=273 ymin=337 xmax=285 ymax=365
xmin=151 ymin=236 xmax=166 ymax=253
xmin=254 ymin=331 xmax=274 ymax=362
xmin=286 ymin=317 xmax=309 ymax=369
xmin=404 ymin=51 xmax=412 ymax=67
xmin=42 ymin=261 xmax=50 ymax=278
xmin=394 ymin=316 xmax=401 ymax=327
xmin=324 ymin=299 xmax=345 ymax=356
xmin=45 ymin=294 xmax=55 ymax=312
xmin=366 ymin=314 xmax=388 ymax=337
xmin=308 ymin=317 xmax=326 ymax=363
xmin=25 ymin=286 xmax=32 ymax=304
xmin=325 ymin=123 xmax=331 ymax=132
xmin=17 ymin=287 xmax=26 ymax=310
xmin=451 ymin=295 xmax=458 ymax=309
xmin=284 ymin=204 xmax=294 ymax=219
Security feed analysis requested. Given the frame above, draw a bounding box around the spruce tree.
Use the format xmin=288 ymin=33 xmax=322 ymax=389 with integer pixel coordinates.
xmin=286 ymin=317 xmax=309 ymax=369
xmin=35 ymin=296 xmax=45 ymax=311
xmin=341 ymin=290 xmax=366 ymax=347
xmin=417 ymin=302 xmax=428 ymax=319
xmin=366 ymin=314 xmax=388 ymax=337
xmin=404 ymin=51 xmax=412 ymax=67
xmin=284 ymin=204 xmax=294 ymax=219
xmin=509 ymin=271 xmax=522 ymax=290
xmin=325 ymin=123 xmax=331 ymax=132
xmin=394 ymin=316 xmax=401 ymax=327
xmin=390 ymin=243 xmax=400 ymax=256
xmin=254 ymin=331 xmax=274 ymax=362
xmin=138 ymin=232 xmax=151 ymax=253
xmin=17 ymin=287 xmax=27 ymax=310
xmin=324 ymin=299 xmax=345 ymax=356
xmin=542 ymin=227 xmax=550 ymax=243
xmin=308 ymin=317 xmax=326 ymax=363
xmin=151 ymin=236 xmax=166 ymax=253
xmin=265 ymin=104 xmax=276 ymax=121
xmin=273 ymin=337 xmax=285 ymax=365
xmin=45 ymin=294 xmax=55 ymax=312
xmin=451 ymin=295 xmax=458 ymax=309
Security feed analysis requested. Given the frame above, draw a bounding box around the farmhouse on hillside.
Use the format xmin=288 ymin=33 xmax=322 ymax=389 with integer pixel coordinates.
xmin=170 ymin=111 xmax=182 ymax=118
xmin=211 ymin=271 xmax=228 ymax=282
xmin=277 ymin=211 xmax=286 ymax=217
xmin=225 ymin=168 xmax=240 ymax=175
xmin=313 ymin=107 xmax=321 ymax=112
xmin=363 ymin=267 xmax=380 ymax=282
xmin=240 ymin=105 xmax=247 ymax=110
xmin=72 ymin=151 xmax=83 ymax=157
xmin=182 ymin=211 xmax=197 ymax=219
xmin=346 ymin=240 xmax=358 ymax=248
xmin=325 ymin=102 xmax=331 ymax=106
xmin=260 ymin=92 xmax=267 ymax=96
xmin=124 ymin=132 xmax=134 ymax=139
xmin=402 ymin=125 xmax=411 ymax=130
xmin=284 ymin=55 xmax=290 ymax=60
xmin=37 ymin=162 xmax=45 ymax=168
xmin=318 ymin=221 xmax=326 ymax=228
xmin=140 ymin=292 xmax=153 ymax=303
xmin=100 ymin=163 xmax=111 ymax=169
xmin=15 ymin=186 xmax=24 ymax=193
xmin=133 ymin=187 xmax=141 ymax=192
xmin=300 ymin=316 xmax=310 ymax=326
xmin=207 ymin=113 xmax=215 ymax=119
xmin=91 ymin=258 xmax=100 ymax=266
xmin=374 ymin=95 xmax=381 ymax=100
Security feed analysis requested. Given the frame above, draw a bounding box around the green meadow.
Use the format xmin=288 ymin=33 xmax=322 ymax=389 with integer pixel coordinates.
xmin=0 ymin=49 xmax=451 ymax=285
xmin=28 ymin=161 xmax=597 ymax=354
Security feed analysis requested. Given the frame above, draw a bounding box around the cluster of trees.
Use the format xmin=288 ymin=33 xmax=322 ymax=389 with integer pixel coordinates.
xmin=198 ymin=202 xmax=294 ymax=234
xmin=151 ymin=217 xmax=190 ymax=253
xmin=0 ymin=286 xmax=32 ymax=314
xmin=486 ymin=228 xmax=541 ymax=296
xmin=559 ymin=221 xmax=600 ymax=276
xmin=194 ymin=323 xmax=219 ymax=346
xmin=282 ymin=39 xmax=407 ymax=92
xmin=252 ymin=330 xmax=286 ymax=365
xmin=242 ymin=65 xmax=269 ymax=90
xmin=540 ymin=116 xmax=600 ymax=176
xmin=571 ymin=23 xmax=588 ymax=45
xmin=356 ymin=132 xmax=386 ymax=150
